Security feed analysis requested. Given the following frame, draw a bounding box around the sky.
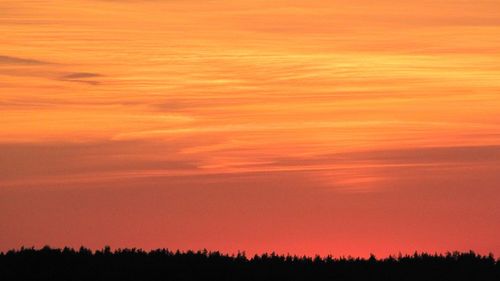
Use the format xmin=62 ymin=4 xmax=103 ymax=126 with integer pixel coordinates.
xmin=1 ymin=0 xmax=500 ymax=257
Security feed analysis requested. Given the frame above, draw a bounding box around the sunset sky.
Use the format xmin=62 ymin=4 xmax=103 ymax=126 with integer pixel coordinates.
xmin=1 ymin=0 xmax=500 ymax=257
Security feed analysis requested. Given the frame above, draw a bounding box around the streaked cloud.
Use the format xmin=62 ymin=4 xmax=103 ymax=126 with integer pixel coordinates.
xmin=59 ymin=72 xmax=103 ymax=85
xmin=0 ymin=55 xmax=48 ymax=65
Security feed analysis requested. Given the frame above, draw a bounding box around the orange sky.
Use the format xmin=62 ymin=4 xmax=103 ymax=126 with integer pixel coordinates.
xmin=1 ymin=0 xmax=500 ymax=257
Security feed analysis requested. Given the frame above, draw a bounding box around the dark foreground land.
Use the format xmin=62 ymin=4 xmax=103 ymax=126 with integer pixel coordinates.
xmin=1 ymin=247 xmax=500 ymax=281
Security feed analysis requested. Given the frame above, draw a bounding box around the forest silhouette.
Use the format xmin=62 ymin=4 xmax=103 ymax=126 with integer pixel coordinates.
xmin=1 ymin=246 xmax=499 ymax=280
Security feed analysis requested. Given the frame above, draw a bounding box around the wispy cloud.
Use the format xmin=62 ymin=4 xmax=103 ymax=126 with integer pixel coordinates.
xmin=0 ymin=55 xmax=49 ymax=65
xmin=60 ymin=72 xmax=103 ymax=85
xmin=61 ymin=72 xmax=102 ymax=79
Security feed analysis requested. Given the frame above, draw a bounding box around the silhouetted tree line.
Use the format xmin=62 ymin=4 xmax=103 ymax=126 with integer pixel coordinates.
xmin=1 ymin=246 xmax=499 ymax=281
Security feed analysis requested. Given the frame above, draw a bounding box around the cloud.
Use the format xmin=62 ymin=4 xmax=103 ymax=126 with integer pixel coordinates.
xmin=0 ymin=55 xmax=48 ymax=65
xmin=238 ymin=145 xmax=500 ymax=192
xmin=341 ymin=145 xmax=500 ymax=165
xmin=0 ymin=140 xmax=198 ymax=185
xmin=61 ymin=72 xmax=102 ymax=79
xmin=59 ymin=72 xmax=103 ymax=85
xmin=0 ymin=56 xmax=102 ymax=85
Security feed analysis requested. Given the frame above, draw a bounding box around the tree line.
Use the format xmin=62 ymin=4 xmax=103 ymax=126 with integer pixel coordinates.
xmin=1 ymin=246 xmax=499 ymax=280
